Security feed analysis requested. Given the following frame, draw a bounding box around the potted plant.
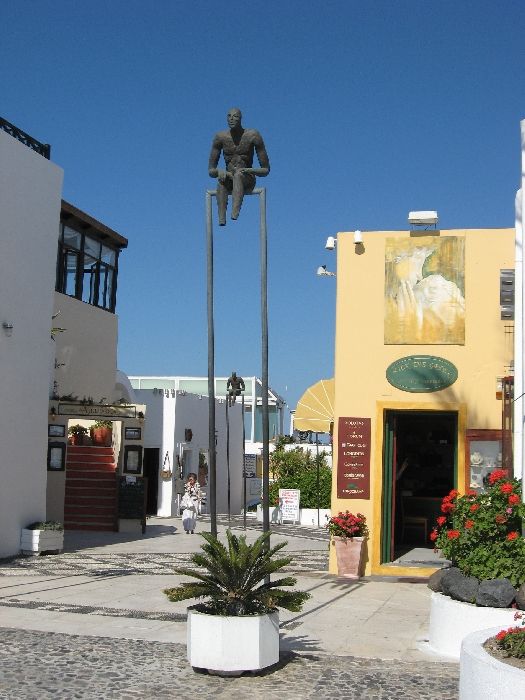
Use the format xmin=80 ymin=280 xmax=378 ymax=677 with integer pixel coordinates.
xmin=90 ymin=420 xmax=113 ymax=446
xmin=326 ymin=510 xmax=368 ymax=578
xmin=428 ymin=472 xmax=525 ymax=658
xmin=68 ymin=424 xmax=89 ymax=446
xmin=163 ymin=529 xmax=309 ymax=675
xmin=20 ymin=520 xmax=64 ymax=555
xmin=459 ymin=613 xmax=525 ymax=698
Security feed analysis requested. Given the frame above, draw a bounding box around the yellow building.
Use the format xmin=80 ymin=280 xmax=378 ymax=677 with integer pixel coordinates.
xmin=330 ymin=227 xmax=515 ymax=578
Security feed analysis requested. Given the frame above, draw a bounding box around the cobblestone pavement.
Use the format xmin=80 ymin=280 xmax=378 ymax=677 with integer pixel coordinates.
xmin=0 ymin=627 xmax=459 ymax=700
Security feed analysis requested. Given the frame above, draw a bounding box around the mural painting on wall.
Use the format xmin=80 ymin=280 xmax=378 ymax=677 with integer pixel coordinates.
xmin=384 ymin=236 xmax=465 ymax=345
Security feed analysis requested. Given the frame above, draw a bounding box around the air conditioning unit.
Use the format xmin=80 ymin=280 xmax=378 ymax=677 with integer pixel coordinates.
xmin=408 ymin=211 xmax=438 ymax=226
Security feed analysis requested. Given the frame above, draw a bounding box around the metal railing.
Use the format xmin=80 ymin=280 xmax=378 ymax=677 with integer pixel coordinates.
xmin=0 ymin=116 xmax=51 ymax=159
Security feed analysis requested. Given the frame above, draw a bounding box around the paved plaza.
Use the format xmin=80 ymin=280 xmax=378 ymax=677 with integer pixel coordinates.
xmin=0 ymin=516 xmax=459 ymax=699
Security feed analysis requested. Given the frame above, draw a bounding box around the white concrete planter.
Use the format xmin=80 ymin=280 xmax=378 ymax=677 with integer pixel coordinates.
xmin=187 ymin=608 xmax=279 ymax=674
xmin=459 ymin=627 xmax=525 ymax=699
xmin=20 ymin=528 xmax=64 ymax=555
xmin=428 ymin=592 xmax=517 ymax=659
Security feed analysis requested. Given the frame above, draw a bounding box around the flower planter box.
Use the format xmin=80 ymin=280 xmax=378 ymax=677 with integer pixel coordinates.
xmin=187 ymin=609 xmax=279 ymax=674
xmin=428 ymin=592 xmax=517 ymax=659
xmin=333 ymin=536 xmax=365 ymax=578
xmin=20 ymin=528 xmax=64 ymax=555
xmin=459 ymin=627 xmax=525 ymax=699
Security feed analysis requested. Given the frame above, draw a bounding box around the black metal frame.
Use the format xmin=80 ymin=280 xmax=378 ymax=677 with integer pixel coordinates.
xmin=0 ymin=116 xmax=51 ymax=159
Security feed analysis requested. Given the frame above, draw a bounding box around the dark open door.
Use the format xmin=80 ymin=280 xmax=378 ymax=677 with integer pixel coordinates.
xmin=381 ymin=412 xmax=397 ymax=563
xmin=143 ymin=448 xmax=159 ymax=515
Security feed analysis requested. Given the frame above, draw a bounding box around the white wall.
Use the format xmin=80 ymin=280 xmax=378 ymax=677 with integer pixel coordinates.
xmin=0 ymin=131 xmax=63 ymax=557
xmin=136 ymin=389 xmax=243 ymax=517
xmin=52 ymin=292 xmax=118 ymax=402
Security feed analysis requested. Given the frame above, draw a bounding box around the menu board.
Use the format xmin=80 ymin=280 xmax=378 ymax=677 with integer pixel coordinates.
xmin=337 ymin=417 xmax=371 ymax=499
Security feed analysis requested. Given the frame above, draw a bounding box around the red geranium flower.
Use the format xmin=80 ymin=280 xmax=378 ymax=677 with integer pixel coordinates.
xmin=488 ymin=469 xmax=508 ymax=485
xmin=436 ymin=516 xmax=447 ymax=526
xmin=447 ymin=529 xmax=461 ymax=540
xmin=509 ymin=494 xmax=520 ymax=506
xmin=507 ymin=531 xmax=519 ymax=541
xmin=469 ymin=504 xmax=480 ymax=513
xmin=448 ymin=489 xmax=459 ymax=499
xmin=465 ymin=520 xmax=474 ymax=529
xmin=496 ymin=630 xmax=507 ymax=641
xmin=441 ymin=502 xmax=455 ymax=514
xmin=500 ymin=482 xmax=514 ymax=494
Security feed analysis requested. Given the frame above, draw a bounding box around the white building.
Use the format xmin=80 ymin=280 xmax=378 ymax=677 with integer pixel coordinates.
xmin=134 ymin=388 xmax=243 ymax=517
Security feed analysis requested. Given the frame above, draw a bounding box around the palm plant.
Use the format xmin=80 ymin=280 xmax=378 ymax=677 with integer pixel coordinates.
xmin=164 ymin=530 xmax=310 ymax=616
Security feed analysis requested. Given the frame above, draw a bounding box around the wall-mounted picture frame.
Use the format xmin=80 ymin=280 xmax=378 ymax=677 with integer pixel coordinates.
xmin=124 ymin=427 xmax=141 ymax=440
xmin=47 ymin=442 xmax=66 ymax=471
xmin=48 ymin=424 xmax=66 ymax=438
xmin=124 ymin=445 xmax=143 ymax=474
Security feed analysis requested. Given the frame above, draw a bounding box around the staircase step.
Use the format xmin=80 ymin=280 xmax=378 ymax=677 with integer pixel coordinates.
xmin=66 ymin=463 xmax=116 ymax=473
xmin=66 ymin=454 xmax=116 ymax=464
xmin=65 ymin=487 xmax=116 ymax=498
xmin=66 ymin=471 xmax=116 ymax=481
xmin=67 ymin=446 xmax=114 ymax=456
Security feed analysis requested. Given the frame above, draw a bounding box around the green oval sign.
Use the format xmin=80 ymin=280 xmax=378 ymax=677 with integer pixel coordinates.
xmin=386 ymin=355 xmax=458 ymax=393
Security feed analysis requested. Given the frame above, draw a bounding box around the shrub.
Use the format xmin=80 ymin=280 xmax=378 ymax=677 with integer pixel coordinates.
xmin=164 ymin=530 xmax=310 ymax=616
xmin=26 ymin=521 xmax=63 ymax=531
xmin=430 ymin=471 xmax=525 ymax=586
xmin=269 ymin=446 xmax=331 ymax=508
xmin=495 ymin=612 xmax=525 ymax=659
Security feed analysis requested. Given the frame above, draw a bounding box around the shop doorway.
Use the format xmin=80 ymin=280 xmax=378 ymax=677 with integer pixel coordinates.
xmin=143 ymin=448 xmax=159 ymax=515
xmin=381 ymin=410 xmax=457 ymax=563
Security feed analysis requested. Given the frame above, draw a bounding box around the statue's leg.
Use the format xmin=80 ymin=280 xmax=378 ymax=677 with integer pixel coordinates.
xmin=231 ymin=172 xmax=245 ymax=220
xmin=216 ymin=182 xmax=228 ymax=226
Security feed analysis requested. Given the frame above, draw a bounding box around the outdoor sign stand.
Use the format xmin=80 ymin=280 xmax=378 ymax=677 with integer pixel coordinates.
xmin=206 ymin=189 xmax=270 ymax=544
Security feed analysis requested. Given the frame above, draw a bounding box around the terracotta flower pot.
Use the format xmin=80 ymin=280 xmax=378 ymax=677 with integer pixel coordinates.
xmin=90 ymin=427 xmax=112 ymax=446
xmin=333 ymin=536 xmax=365 ymax=578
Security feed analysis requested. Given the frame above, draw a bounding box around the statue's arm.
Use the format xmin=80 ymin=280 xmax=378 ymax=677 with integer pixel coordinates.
xmin=208 ymin=135 xmax=222 ymax=178
xmin=253 ymin=131 xmax=270 ymax=176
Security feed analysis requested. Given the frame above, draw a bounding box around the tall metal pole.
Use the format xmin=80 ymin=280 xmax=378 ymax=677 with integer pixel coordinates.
xmin=316 ymin=432 xmax=320 ymax=528
xmin=259 ymin=188 xmax=270 ymax=550
xmin=206 ymin=191 xmax=217 ymax=538
xmin=242 ymin=394 xmax=247 ymax=530
xmin=226 ymin=399 xmax=231 ymax=523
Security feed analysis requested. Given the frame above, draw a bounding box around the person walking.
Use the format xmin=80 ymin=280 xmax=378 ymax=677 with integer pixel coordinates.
xmin=181 ymin=473 xmax=202 ymax=534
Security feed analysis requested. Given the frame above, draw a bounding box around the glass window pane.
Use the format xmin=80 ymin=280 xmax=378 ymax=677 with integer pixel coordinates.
xmin=63 ymin=226 xmax=81 ymax=250
xmin=84 ymin=236 xmax=101 ymax=260
xmin=64 ymin=250 xmax=78 ymax=296
xmin=139 ymin=379 xmax=176 ymax=390
xmin=99 ymin=266 xmax=113 ymax=309
xmin=82 ymin=255 xmax=98 ymax=304
xmin=101 ymin=245 xmax=116 ymax=266
xmin=179 ymin=379 xmax=209 ymax=394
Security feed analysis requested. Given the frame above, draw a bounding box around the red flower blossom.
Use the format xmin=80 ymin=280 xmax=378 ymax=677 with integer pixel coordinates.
xmin=496 ymin=630 xmax=507 ymax=641
xmin=488 ymin=469 xmax=508 ymax=485
xmin=495 ymin=514 xmax=507 ymax=524
xmin=447 ymin=529 xmax=461 ymax=540
xmin=500 ymin=482 xmax=514 ymax=494
xmin=436 ymin=516 xmax=447 ymax=526
xmin=441 ymin=502 xmax=455 ymax=514
xmin=430 ymin=530 xmax=438 ymax=542
xmin=448 ymin=489 xmax=459 ymax=499
xmin=465 ymin=520 xmax=474 ymax=529
xmin=507 ymin=531 xmax=519 ymax=541
xmin=509 ymin=494 xmax=520 ymax=506
xmin=469 ymin=504 xmax=480 ymax=513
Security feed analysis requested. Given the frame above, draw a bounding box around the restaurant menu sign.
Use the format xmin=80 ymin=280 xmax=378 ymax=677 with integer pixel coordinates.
xmin=337 ymin=417 xmax=371 ymax=499
xmin=278 ymin=488 xmax=300 ymax=523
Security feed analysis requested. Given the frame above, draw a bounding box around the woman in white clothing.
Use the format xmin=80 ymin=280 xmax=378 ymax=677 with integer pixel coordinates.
xmin=181 ymin=473 xmax=202 ymax=534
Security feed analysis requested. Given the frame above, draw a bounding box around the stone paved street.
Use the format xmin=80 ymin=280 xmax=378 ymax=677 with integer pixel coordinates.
xmin=0 ymin=628 xmax=458 ymax=700
xmin=0 ymin=518 xmax=459 ymax=698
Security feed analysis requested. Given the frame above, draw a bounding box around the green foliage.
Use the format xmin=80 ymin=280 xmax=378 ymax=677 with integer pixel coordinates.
xmin=68 ymin=424 xmax=88 ymax=436
xmin=92 ymin=420 xmax=112 ymax=429
xmin=26 ymin=521 xmax=63 ymax=531
xmin=496 ymin=613 xmax=525 ymax=659
xmin=431 ymin=472 xmax=525 ymax=586
xmin=164 ymin=530 xmax=310 ymax=616
xmin=269 ymin=446 xmax=331 ymax=508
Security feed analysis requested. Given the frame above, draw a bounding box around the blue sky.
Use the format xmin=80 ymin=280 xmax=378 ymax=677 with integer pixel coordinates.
xmin=2 ymin=1 xmax=524 ymax=418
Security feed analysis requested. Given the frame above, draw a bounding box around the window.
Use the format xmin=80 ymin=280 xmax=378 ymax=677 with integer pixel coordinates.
xmin=56 ymin=223 xmax=120 ymax=312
